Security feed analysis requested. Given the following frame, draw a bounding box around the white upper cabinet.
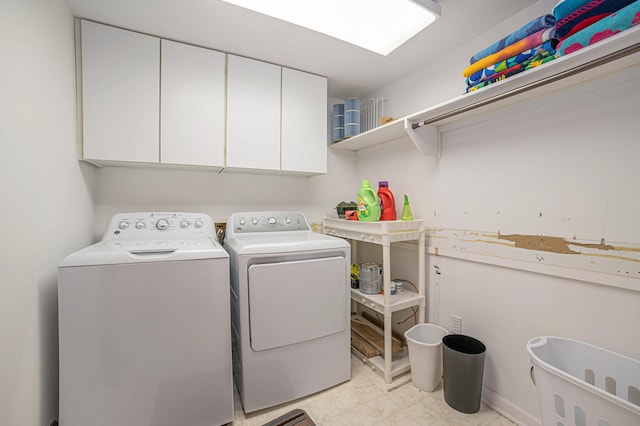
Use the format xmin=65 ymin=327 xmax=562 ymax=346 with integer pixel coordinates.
xmin=226 ymin=56 xmax=329 ymax=174
xmin=160 ymin=40 xmax=226 ymax=167
xmin=78 ymin=20 xmax=328 ymax=174
xmin=281 ymin=68 xmax=327 ymax=174
xmin=80 ymin=20 xmax=160 ymax=163
xmin=226 ymin=55 xmax=282 ymax=171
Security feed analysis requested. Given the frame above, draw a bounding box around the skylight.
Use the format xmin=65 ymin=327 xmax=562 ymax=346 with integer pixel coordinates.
xmin=220 ymin=0 xmax=441 ymax=56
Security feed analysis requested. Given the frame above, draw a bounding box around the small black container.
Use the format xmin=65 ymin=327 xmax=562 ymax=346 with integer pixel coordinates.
xmin=442 ymin=334 xmax=486 ymax=414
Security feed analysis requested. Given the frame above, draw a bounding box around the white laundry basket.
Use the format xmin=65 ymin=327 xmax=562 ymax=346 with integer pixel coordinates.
xmin=527 ymin=336 xmax=640 ymax=426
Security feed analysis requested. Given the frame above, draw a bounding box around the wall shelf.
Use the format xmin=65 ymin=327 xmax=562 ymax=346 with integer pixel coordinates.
xmin=329 ymin=25 xmax=640 ymax=157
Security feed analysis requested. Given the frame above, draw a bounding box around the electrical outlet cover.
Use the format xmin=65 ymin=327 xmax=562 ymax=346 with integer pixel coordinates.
xmin=451 ymin=315 xmax=462 ymax=334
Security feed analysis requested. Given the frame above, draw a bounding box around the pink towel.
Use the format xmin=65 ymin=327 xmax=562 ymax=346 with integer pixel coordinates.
xmin=463 ymin=28 xmax=555 ymax=77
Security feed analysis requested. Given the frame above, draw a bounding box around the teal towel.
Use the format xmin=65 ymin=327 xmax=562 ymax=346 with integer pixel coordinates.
xmin=556 ymin=0 xmax=640 ymax=56
xmin=553 ymin=0 xmax=594 ymax=20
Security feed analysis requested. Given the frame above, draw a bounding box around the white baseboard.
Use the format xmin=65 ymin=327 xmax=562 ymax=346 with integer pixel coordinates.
xmin=482 ymin=386 xmax=541 ymax=426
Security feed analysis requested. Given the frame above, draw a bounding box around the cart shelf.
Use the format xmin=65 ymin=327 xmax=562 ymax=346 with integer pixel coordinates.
xmin=322 ymin=218 xmax=425 ymax=383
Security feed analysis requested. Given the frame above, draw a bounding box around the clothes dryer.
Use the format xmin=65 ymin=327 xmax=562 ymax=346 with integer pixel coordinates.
xmin=58 ymin=212 xmax=232 ymax=426
xmin=224 ymin=211 xmax=351 ymax=413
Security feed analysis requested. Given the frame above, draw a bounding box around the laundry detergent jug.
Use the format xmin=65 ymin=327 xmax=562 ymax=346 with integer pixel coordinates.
xmin=378 ymin=181 xmax=396 ymax=221
xmin=357 ymin=180 xmax=381 ymax=222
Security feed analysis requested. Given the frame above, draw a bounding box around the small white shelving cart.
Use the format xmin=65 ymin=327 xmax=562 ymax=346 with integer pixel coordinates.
xmin=322 ymin=218 xmax=425 ymax=383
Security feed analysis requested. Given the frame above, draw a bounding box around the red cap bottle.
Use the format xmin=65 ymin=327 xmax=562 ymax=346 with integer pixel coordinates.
xmin=378 ymin=181 xmax=397 ymax=221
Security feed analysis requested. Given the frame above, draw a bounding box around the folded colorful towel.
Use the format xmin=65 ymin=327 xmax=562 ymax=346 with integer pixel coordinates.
xmin=526 ymin=51 xmax=558 ymax=69
xmin=553 ymin=0 xmax=593 ymax=20
xmin=555 ymin=0 xmax=636 ymax=39
xmin=556 ymin=0 xmax=640 ymax=56
xmin=469 ymin=14 xmax=555 ymax=64
xmin=463 ymin=27 xmax=556 ymax=77
xmin=466 ymin=51 xmax=557 ymax=93
xmin=467 ymin=40 xmax=558 ymax=86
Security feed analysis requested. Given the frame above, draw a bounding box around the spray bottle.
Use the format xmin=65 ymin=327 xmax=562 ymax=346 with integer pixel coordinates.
xmin=401 ymin=194 xmax=414 ymax=221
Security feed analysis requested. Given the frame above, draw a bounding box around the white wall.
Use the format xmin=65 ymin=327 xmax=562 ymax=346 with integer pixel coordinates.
xmin=356 ymin=0 xmax=640 ymax=424
xmin=93 ymin=97 xmax=357 ymax=232
xmin=0 ymin=0 xmax=96 ymax=425
xmin=93 ymin=152 xmax=355 ymax=234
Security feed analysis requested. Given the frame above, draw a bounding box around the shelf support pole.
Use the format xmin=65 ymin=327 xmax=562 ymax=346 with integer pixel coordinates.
xmin=418 ymin=226 xmax=426 ymax=323
xmin=382 ymin=233 xmax=392 ymax=383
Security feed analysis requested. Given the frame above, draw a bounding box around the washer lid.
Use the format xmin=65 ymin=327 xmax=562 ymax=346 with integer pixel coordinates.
xmin=59 ymin=237 xmax=228 ymax=267
xmin=224 ymin=231 xmax=349 ymax=255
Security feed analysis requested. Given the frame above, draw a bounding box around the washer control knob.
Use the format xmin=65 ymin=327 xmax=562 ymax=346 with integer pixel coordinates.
xmin=194 ymin=220 xmax=203 ymax=228
xmin=180 ymin=221 xmax=189 ymax=229
xmin=251 ymin=218 xmax=259 ymax=226
xmin=284 ymin=217 xmax=292 ymax=225
xmin=118 ymin=221 xmax=129 ymax=230
xmin=268 ymin=217 xmax=277 ymax=225
xmin=156 ymin=219 xmax=169 ymax=230
xmin=135 ymin=221 xmax=145 ymax=229
xmin=239 ymin=218 xmax=246 ymax=226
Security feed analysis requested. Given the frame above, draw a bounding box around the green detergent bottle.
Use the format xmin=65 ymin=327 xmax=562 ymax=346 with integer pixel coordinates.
xmin=357 ymin=180 xmax=381 ymax=221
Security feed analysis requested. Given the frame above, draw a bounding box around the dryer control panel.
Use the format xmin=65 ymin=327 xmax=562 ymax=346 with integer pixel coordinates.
xmin=103 ymin=212 xmax=215 ymax=240
xmin=228 ymin=212 xmax=310 ymax=234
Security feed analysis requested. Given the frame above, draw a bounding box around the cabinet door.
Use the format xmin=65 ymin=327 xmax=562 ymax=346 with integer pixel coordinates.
xmin=281 ymin=68 xmax=328 ymax=174
xmin=80 ymin=20 xmax=160 ymax=163
xmin=160 ymin=40 xmax=226 ymax=167
xmin=226 ymin=55 xmax=281 ymax=171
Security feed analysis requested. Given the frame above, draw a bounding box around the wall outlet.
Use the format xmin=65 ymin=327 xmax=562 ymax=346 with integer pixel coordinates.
xmin=451 ymin=315 xmax=462 ymax=334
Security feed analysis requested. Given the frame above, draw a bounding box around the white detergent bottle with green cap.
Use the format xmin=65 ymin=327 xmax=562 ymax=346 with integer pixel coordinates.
xmin=357 ymin=180 xmax=381 ymax=221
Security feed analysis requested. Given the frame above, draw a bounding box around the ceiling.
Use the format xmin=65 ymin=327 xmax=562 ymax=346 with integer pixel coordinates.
xmin=63 ymin=0 xmax=537 ymax=99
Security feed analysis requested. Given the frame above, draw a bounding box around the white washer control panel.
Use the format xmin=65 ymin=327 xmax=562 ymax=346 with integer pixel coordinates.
xmin=228 ymin=212 xmax=310 ymax=234
xmin=103 ymin=212 xmax=214 ymax=241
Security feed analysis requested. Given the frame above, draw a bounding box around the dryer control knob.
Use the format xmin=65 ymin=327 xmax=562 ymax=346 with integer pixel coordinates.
xmin=268 ymin=217 xmax=277 ymax=225
xmin=156 ymin=219 xmax=169 ymax=230
xmin=180 ymin=221 xmax=189 ymax=229
xmin=284 ymin=217 xmax=292 ymax=225
xmin=194 ymin=220 xmax=203 ymax=228
xmin=135 ymin=221 xmax=145 ymax=229
xmin=239 ymin=219 xmax=247 ymax=226
xmin=251 ymin=218 xmax=259 ymax=226
xmin=118 ymin=221 xmax=129 ymax=230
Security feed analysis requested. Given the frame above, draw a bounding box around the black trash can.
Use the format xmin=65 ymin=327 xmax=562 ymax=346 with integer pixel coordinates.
xmin=442 ymin=334 xmax=486 ymax=414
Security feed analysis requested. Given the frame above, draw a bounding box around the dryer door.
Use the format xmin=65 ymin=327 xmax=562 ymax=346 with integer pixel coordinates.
xmin=248 ymin=256 xmax=347 ymax=351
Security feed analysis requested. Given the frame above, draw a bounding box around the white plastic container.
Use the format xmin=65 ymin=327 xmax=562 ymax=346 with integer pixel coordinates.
xmin=405 ymin=323 xmax=449 ymax=392
xmin=527 ymin=336 xmax=640 ymax=426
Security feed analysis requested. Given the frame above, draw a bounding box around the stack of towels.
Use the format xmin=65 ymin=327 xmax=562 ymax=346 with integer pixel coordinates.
xmin=554 ymin=0 xmax=640 ymax=57
xmin=463 ymin=14 xmax=559 ymax=93
xmin=463 ymin=0 xmax=640 ymax=93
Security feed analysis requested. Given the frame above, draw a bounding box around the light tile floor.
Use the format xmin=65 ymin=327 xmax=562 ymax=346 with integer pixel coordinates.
xmin=230 ymin=354 xmax=515 ymax=425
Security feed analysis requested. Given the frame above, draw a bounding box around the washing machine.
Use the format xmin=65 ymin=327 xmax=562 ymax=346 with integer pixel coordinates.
xmin=58 ymin=212 xmax=233 ymax=426
xmin=224 ymin=211 xmax=351 ymax=413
